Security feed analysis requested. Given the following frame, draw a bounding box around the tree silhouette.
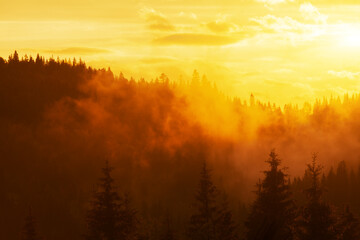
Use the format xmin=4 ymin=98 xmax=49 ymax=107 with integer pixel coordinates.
xmin=188 ymin=162 xmax=237 ymax=240
xmin=121 ymin=194 xmax=138 ymax=240
xmin=188 ymin=162 xmax=218 ymax=240
xmin=160 ymin=214 xmax=176 ymax=240
xmin=85 ymin=161 xmax=137 ymax=240
xmin=9 ymin=50 xmax=19 ymax=63
xmin=192 ymin=70 xmax=200 ymax=86
xmin=245 ymin=150 xmax=295 ymax=240
xmin=215 ymin=193 xmax=237 ymax=240
xmin=297 ymin=154 xmax=337 ymax=240
xmin=21 ymin=208 xmax=40 ymax=240
xmin=337 ymin=205 xmax=360 ymax=240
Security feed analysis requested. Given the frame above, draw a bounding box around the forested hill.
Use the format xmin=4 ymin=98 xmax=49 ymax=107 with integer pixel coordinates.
xmin=2 ymin=51 xmax=360 ymax=240
xmin=0 ymin=51 xmax=103 ymax=123
xmin=0 ymin=51 xmax=239 ymax=240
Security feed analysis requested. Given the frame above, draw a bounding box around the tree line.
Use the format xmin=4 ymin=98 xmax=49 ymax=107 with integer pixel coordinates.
xmin=3 ymin=51 xmax=360 ymax=240
xmin=21 ymin=150 xmax=360 ymax=240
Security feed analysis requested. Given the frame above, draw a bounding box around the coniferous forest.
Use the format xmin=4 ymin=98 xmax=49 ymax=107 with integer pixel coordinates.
xmin=3 ymin=52 xmax=360 ymax=240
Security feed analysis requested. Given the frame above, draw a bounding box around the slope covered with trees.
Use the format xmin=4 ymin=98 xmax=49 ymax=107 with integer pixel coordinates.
xmin=2 ymin=52 xmax=360 ymax=239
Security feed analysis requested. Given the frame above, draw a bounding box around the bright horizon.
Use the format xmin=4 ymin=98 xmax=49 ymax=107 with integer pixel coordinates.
xmin=2 ymin=0 xmax=360 ymax=105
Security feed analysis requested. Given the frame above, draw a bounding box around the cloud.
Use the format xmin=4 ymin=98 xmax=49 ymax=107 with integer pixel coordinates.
xmin=140 ymin=7 xmax=175 ymax=31
xmin=251 ymin=15 xmax=305 ymax=33
xmin=328 ymin=70 xmax=360 ymax=79
xmin=44 ymin=47 xmax=111 ymax=55
xmin=299 ymin=3 xmax=327 ymax=24
xmin=255 ymin=0 xmax=294 ymax=5
xmin=251 ymin=3 xmax=327 ymax=34
xmin=153 ymin=33 xmax=240 ymax=46
xmin=178 ymin=11 xmax=197 ymax=20
xmin=206 ymin=14 xmax=239 ymax=33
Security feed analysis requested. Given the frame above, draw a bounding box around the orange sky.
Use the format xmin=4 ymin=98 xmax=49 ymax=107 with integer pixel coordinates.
xmin=2 ymin=0 xmax=360 ymax=105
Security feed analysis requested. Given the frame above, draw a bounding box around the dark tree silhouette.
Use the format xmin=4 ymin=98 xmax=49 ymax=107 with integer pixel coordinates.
xmin=215 ymin=194 xmax=237 ymax=240
xmin=297 ymin=154 xmax=337 ymax=240
xmin=21 ymin=208 xmax=40 ymax=240
xmin=9 ymin=50 xmax=19 ymax=63
xmin=188 ymin=162 xmax=218 ymax=240
xmin=160 ymin=215 xmax=176 ymax=240
xmin=121 ymin=194 xmax=138 ymax=240
xmin=337 ymin=205 xmax=360 ymax=240
xmin=85 ymin=161 xmax=137 ymax=240
xmin=188 ymin=162 xmax=237 ymax=240
xmin=245 ymin=150 xmax=295 ymax=240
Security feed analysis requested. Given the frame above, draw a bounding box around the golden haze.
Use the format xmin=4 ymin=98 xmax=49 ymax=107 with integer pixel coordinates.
xmin=3 ymin=0 xmax=360 ymax=104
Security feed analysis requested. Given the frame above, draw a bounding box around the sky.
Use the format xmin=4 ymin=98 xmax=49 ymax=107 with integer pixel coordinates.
xmin=2 ymin=0 xmax=360 ymax=105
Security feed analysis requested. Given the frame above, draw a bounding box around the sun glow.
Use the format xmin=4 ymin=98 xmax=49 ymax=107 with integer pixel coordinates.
xmin=339 ymin=25 xmax=360 ymax=47
xmin=2 ymin=1 xmax=360 ymax=105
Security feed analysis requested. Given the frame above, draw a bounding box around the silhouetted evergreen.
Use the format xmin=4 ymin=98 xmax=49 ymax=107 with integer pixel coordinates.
xmin=245 ymin=150 xmax=295 ymax=240
xmin=337 ymin=205 xmax=360 ymax=240
xmin=324 ymin=161 xmax=350 ymax=206
xmin=21 ymin=208 xmax=40 ymax=240
xmin=188 ymin=162 xmax=237 ymax=240
xmin=121 ymin=194 xmax=138 ymax=240
xmin=215 ymin=194 xmax=238 ymax=240
xmin=85 ymin=161 xmax=137 ymax=240
xmin=296 ymin=154 xmax=337 ymax=240
xmin=160 ymin=215 xmax=176 ymax=240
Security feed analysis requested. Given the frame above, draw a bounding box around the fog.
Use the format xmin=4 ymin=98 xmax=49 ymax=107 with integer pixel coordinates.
xmin=1 ymin=53 xmax=360 ymax=239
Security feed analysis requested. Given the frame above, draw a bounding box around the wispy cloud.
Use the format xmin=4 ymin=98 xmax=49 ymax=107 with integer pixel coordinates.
xmin=249 ymin=2 xmax=327 ymax=44
xmin=251 ymin=15 xmax=305 ymax=33
xmin=328 ymin=70 xmax=360 ymax=79
xmin=205 ymin=14 xmax=239 ymax=33
xmin=178 ymin=11 xmax=197 ymax=20
xmin=256 ymin=0 xmax=295 ymax=4
xmin=255 ymin=0 xmax=294 ymax=8
xmin=140 ymin=7 xmax=175 ymax=31
xmin=300 ymin=3 xmax=327 ymax=24
xmin=153 ymin=33 xmax=240 ymax=46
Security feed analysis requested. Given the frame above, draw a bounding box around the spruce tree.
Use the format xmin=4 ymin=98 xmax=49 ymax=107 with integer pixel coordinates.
xmin=337 ymin=205 xmax=360 ymax=240
xmin=215 ymin=194 xmax=237 ymax=240
xmin=160 ymin=215 xmax=176 ymax=240
xmin=188 ymin=162 xmax=237 ymax=240
xmin=121 ymin=194 xmax=138 ymax=240
xmin=9 ymin=50 xmax=19 ymax=63
xmin=21 ymin=208 xmax=40 ymax=240
xmin=245 ymin=150 xmax=295 ymax=240
xmin=297 ymin=154 xmax=337 ymax=240
xmin=85 ymin=161 xmax=137 ymax=240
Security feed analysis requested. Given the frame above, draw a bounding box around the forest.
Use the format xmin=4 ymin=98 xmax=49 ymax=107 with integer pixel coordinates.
xmin=1 ymin=51 xmax=360 ymax=240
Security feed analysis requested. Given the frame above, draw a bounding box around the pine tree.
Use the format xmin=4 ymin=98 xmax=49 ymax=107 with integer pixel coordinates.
xmin=215 ymin=194 xmax=237 ymax=240
xmin=160 ymin=214 xmax=176 ymax=240
xmin=121 ymin=194 xmax=138 ymax=240
xmin=192 ymin=70 xmax=200 ymax=86
xmin=337 ymin=205 xmax=360 ymax=240
xmin=188 ymin=162 xmax=237 ymax=240
xmin=297 ymin=154 xmax=337 ymax=240
xmin=9 ymin=50 xmax=19 ymax=63
xmin=245 ymin=150 xmax=295 ymax=240
xmin=85 ymin=161 xmax=137 ymax=240
xmin=188 ymin=162 xmax=218 ymax=240
xmin=333 ymin=161 xmax=349 ymax=205
xmin=21 ymin=208 xmax=40 ymax=240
